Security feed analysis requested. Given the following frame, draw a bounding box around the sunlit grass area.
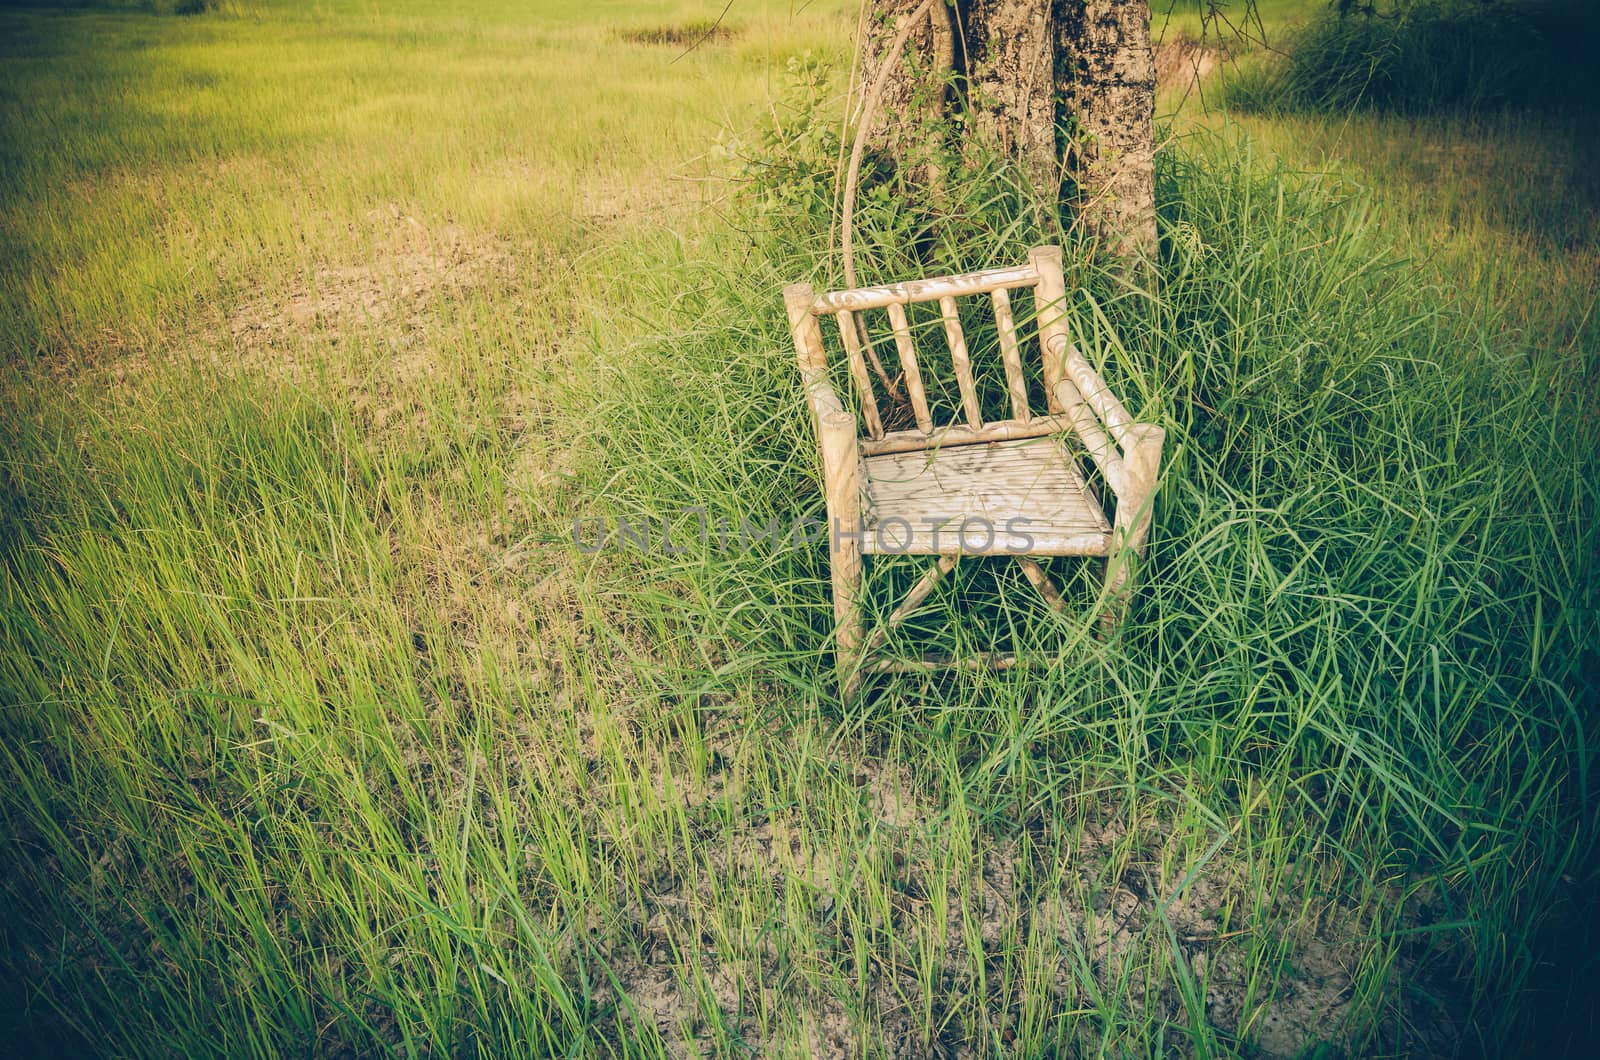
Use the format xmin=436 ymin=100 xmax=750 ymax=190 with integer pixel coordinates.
xmin=0 ymin=0 xmax=846 ymax=354
xmin=2 ymin=1 xmax=1595 ymax=1056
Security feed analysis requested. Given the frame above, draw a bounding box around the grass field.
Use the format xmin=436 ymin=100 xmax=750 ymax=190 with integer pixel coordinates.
xmin=2 ymin=1 xmax=1596 ymax=1056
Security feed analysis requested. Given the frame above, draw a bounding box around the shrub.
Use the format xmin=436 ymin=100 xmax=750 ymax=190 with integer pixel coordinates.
xmin=1225 ymin=0 xmax=1600 ymax=114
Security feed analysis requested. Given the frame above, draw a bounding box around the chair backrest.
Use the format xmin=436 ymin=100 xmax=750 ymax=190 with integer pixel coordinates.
xmin=783 ymin=245 xmax=1081 ymax=457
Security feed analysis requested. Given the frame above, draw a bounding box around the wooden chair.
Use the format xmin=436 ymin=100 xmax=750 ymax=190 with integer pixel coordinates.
xmin=783 ymin=246 xmax=1164 ymax=691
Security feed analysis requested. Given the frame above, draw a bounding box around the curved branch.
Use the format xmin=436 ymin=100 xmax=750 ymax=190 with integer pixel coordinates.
xmin=841 ymin=0 xmax=937 ymax=291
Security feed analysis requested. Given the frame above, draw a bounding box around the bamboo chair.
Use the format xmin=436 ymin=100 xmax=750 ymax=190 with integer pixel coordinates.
xmin=783 ymin=245 xmax=1164 ymax=692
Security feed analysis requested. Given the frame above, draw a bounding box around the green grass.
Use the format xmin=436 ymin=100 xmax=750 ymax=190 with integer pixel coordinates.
xmin=0 ymin=0 xmax=845 ymax=357
xmin=2 ymin=1 xmax=1597 ymax=1056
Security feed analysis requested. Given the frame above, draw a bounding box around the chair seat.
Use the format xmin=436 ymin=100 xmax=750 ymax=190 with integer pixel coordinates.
xmin=859 ymin=436 xmax=1113 ymax=556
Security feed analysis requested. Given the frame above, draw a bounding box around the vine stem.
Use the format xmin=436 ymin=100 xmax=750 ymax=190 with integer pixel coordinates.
xmin=838 ymin=0 xmax=937 ymax=400
xmin=841 ymin=0 xmax=937 ymax=293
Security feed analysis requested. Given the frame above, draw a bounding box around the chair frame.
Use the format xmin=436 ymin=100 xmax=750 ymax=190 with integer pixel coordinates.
xmin=784 ymin=245 xmax=1164 ymax=692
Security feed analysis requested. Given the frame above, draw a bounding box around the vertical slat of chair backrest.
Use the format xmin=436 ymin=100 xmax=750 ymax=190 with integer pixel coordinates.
xmin=834 ymin=310 xmax=884 ymax=439
xmin=938 ymin=295 xmax=982 ymax=429
xmin=855 ymin=323 xmax=891 ymax=402
xmin=990 ymin=288 xmax=1031 ymax=422
xmin=885 ymin=302 xmax=933 ymax=433
xmin=1028 ymin=245 xmax=1076 ymax=413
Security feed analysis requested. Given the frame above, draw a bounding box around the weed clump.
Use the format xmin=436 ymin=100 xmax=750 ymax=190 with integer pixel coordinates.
xmin=617 ymin=20 xmax=736 ymax=48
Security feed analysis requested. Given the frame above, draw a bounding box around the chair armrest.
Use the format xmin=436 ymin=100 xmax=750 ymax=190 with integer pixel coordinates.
xmin=1112 ymin=423 xmax=1164 ymax=545
xmin=1045 ymin=330 xmax=1164 ymax=536
xmin=1047 ymin=334 xmax=1137 ymax=447
xmin=1051 ymin=378 xmax=1135 ymax=499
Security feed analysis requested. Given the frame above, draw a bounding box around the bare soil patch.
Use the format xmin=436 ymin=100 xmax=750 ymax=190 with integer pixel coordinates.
xmin=582 ymin=711 xmax=1438 ymax=1057
xmin=1156 ymin=37 xmax=1224 ymax=95
xmin=226 ymin=204 xmax=515 ymax=356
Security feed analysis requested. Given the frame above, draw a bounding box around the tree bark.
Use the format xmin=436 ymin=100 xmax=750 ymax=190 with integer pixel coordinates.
xmin=1060 ymin=0 xmax=1158 ymax=261
xmin=855 ymin=1 xmax=957 ymax=190
xmin=961 ymin=0 xmax=1060 ymax=195
xmin=859 ymin=0 xmax=1157 ymax=264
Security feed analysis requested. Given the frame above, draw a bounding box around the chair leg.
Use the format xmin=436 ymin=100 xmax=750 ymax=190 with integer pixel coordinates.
xmin=864 ymin=554 xmax=958 ymax=656
xmin=832 ymin=548 xmax=865 ymax=698
xmin=1100 ymin=425 xmax=1163 ymax=638
xmin=1099 ymin=550 xmax=1134 ymax=637
xmin=1016 ymin=557 xmax=1067 ymax=612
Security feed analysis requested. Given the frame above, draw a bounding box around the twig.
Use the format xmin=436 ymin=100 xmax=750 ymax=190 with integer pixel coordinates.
xmin=827 ymin=0 xmax=873 ymax=283
xmin=841 ymin=0 xmax=936 ymax=292
xmin=670 ymin=0 xmax=735 ymax=65
xmin=839 ymin=0 xmax=936 ymax=400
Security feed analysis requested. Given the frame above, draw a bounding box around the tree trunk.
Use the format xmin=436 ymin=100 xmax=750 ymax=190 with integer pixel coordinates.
xmin=860 ymin=0 xmax=1157 ymax=264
